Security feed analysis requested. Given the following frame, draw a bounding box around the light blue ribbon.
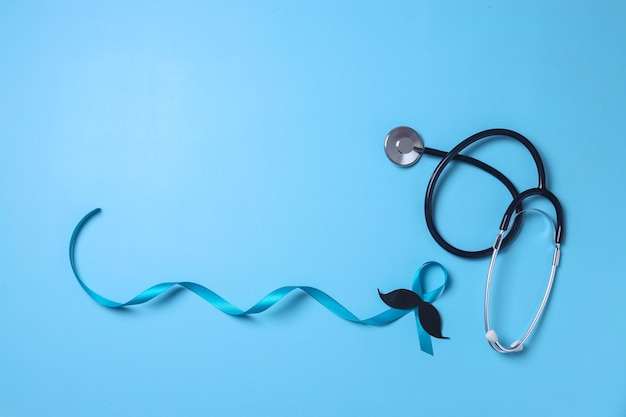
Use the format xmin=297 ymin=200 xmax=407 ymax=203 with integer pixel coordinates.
xmin=411 ymin=262 xmax=449 ymax=355
xmin=69 ymin=208 xmax=448 ymax=354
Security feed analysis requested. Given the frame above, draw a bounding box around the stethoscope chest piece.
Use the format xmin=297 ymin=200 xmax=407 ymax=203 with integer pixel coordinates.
xmin=384 ymin=126 xmax=424 ymax=167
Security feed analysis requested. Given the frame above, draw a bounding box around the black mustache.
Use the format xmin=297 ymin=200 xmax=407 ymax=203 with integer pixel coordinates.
xmin=378 ymin=288 xmax=448 ymax=340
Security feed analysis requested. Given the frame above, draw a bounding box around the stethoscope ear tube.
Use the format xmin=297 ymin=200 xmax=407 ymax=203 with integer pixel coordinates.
xmin=484 ymin=227 xmax=561 ymax=353
xmin=486 ymin=196 xmax=563 ymax=353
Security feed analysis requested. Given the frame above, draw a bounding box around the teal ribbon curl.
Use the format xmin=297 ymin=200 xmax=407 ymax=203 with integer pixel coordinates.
xmin=70 ymin=208 xmax=448 ymax=355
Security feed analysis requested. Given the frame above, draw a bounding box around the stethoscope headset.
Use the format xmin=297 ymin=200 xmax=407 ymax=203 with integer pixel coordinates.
xmin=384 ymin=126 xmax=564 ymax=353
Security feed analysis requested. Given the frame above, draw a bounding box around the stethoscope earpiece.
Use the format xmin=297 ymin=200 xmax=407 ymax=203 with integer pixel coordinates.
xmin=485 ymin=329 xmax=498 ymax=342
xmin=485 ymin=330 xmax=524 ymax=353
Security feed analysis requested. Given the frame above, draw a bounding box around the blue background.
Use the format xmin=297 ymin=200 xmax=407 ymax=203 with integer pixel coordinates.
xmin=1 ymin=1 xmax=625 ymax=415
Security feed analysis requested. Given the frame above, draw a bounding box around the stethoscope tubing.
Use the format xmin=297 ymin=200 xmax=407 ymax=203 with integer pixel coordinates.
xmin=423 ymin=128 xmax=549 ymax=258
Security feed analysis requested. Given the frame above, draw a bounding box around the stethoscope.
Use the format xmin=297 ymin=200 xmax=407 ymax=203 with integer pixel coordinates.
xmin=384 ymin=126 xmax=564 ymax=353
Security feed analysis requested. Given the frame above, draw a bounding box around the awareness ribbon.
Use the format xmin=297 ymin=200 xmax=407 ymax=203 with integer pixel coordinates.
xmin=411 ymin=262 xmax=449 ymax=355
xmin=69 ymin=208 xmax=448 ymax=354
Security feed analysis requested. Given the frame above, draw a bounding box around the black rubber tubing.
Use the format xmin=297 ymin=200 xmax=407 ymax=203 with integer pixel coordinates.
xmin=422 ymin=129 xmax=548 ymax=258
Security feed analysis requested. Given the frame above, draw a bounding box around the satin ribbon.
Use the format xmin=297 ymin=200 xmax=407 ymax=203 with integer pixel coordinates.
xmin=410 ymin=261 xmax=448 ymax=355
xmin=69 ymin=208 xmax=448 ymax=354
